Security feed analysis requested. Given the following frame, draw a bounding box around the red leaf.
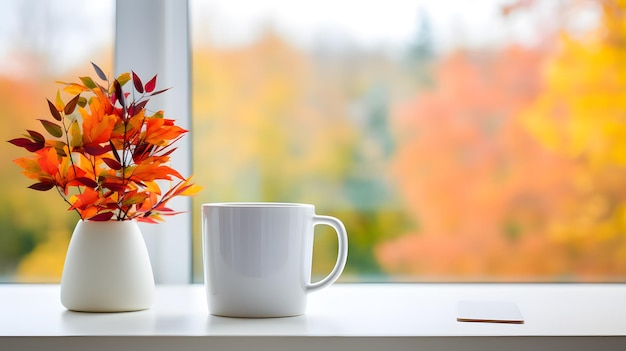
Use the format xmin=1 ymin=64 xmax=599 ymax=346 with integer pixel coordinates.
xmin=27 ymin=130 xmax=45 ymax=143
xmin=135 ymin=99 xmax=149 ymax=111
xmin=47 ymin=99 xmax=62 ymax=121
xmin=75 ymin=177 xmax=99 ymax=188
xmin=155 ymin=206 xmax=175 ymax=212
xmin=109 ymin=141 xmax=121 ymax=163
xmin=137 ymin=216 xmax=159 ymax=224
xmin=148 ymin=88 xmax=170 ymax=97
xmin=8 ymin=138 xmax=44 ymax=152
xmin=145 ymin=75 xmax=157 ymax=93
xmin=102 ymin=157 xmax=122 ymax=170
xmin=103 ymin=182 xmax=127 ymax=192
xmin=64 ymin=94 xmax=81 ymax=115
xmin=132 ymin=143 xmax=153 ymax=163
xmin=129 ymin=99 xmax=149 ymax=116
xmin=88 ymin=212 xmax=115 ymax=221
xmin=113 ymin=79 xmax=124 ymax=107
xmin=132 ymin=71 xmax=144 ymax=94
xmin=160 ymin=147 xmax=177 ymax=157
xmin=28 ymin=182 xmax=55 ymax=191
xmin=84 ymin=144 xmax=112 ymax=156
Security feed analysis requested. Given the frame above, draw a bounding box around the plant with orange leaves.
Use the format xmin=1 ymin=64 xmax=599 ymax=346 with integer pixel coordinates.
xmin=8 ymin=62 xmax=200 ymax=223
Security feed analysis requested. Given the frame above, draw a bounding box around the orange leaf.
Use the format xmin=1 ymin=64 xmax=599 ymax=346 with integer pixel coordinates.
xmin=36 ymin=147 xmax=60 ymax=177
xmin=13 ymin=157 xmax=45 ymax=180
xmin=69 ymin=188 xmax=101 ymax=210
xmin=144 ymin=117 xmax=188 ymax=146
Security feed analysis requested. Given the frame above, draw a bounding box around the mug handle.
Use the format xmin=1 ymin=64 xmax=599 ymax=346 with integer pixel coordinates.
xmin=306 ymin=215 xmax=348 ymax=293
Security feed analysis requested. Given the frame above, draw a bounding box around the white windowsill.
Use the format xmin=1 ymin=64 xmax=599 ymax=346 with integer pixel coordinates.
xmin=1 ymin=283 xmax=625 ymax=351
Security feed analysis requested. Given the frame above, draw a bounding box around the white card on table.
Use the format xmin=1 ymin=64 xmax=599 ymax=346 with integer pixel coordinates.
xmin=457 ymin=300 xmax=524 ymax=324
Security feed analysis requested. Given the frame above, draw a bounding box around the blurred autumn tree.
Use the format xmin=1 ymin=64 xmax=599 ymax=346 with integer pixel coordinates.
xmin=376 ymin=47 xmax=575 ymax=281
xmin=376 ymin=0 xmax=626 ymax=281
xmin=1 ymin=59 xmax=113 ymax=282
xmin=193 ymin=32 xmax=354 ymax=204
xmin=191 ymin=31 xmax=414 ymax=280
xmin=192 ymin=33 xmax=356 ymax=278
xmin=0 ymin=73 xmax=54 ymax=280
xmin=0 ymin=71 xmax=75 ymax=282
xmin=521 ymin=0 xmax=626 ymax=279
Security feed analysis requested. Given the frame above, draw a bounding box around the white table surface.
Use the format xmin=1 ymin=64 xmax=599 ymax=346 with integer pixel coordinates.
xmin=1 ymin=283 xmax=626 ymax=350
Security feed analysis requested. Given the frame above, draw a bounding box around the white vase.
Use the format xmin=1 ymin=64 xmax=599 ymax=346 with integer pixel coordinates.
xmin=60 ymin=220 xmax=155 ymax=312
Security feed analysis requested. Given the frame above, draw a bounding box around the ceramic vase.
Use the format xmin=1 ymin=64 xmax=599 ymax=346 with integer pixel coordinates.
xmin=60 ymin=220 xmax=155 ymax=312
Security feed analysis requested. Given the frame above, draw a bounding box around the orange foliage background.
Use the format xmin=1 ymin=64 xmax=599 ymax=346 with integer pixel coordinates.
xmin=376 ymin=1 xmax=626 ymax=281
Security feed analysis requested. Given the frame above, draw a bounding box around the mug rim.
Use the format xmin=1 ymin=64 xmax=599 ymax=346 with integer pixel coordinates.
xmin=202 ymin=202 xmax=314 ymax=209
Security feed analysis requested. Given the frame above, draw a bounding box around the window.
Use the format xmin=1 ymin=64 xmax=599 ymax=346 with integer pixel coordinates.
xmin=3 ymin=0 xmax=625 ymax=284
xmin=190 ymin=0 xmax=626 ymax=282
xmin=0 ymin=0 xmax=114 ymax=282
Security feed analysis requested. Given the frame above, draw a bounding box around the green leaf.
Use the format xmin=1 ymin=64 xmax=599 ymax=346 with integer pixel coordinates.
xmin=91 ymin=62 xmax=107 ymax=81
xmin=77 ymin=96 xmax=88 ymax=108
xmin=38 ymin=119 xmax=63 ymax=138
xmin=68 ymin=120 xmax=82 ymax=147
xmin=79 ymin=76 xmax=97 ymax=89
xmin=47 ymin=99 xmax=62 ymax=121
xmin=51 ymin=140 xmax=68 ymax=156
xmin=115 ymin=72 xmax=131 ymax=87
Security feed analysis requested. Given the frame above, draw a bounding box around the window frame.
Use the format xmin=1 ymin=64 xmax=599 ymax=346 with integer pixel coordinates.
xmin=115 ymin=0 xmax=192 ymax=283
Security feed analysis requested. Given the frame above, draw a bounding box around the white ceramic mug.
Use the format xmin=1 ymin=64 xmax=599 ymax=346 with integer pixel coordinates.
xmin=201 ymin=202 xmax=348 ymax=317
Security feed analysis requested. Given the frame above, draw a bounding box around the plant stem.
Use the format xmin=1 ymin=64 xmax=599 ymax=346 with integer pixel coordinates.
xmin=61 ymin=113 xmax=82 ymax=195
xmin=56 ymin=185 xmax=83 ymax=220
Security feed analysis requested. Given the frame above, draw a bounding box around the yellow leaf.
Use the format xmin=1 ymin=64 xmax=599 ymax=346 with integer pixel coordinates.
xmin=144 ymin=180 xmax=162 ymax=194
xmin=55 ymin=90 xmax=65 ymax=112
xmin=69 ymin=120 xmax=82 ymax=147
xmin=114 ymin=72 xmax=131 ymax=89
xmin=61 ymin=83 xmax=88 ymax=96
xmin=180 ymin=184 xmax=203 ymax=196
